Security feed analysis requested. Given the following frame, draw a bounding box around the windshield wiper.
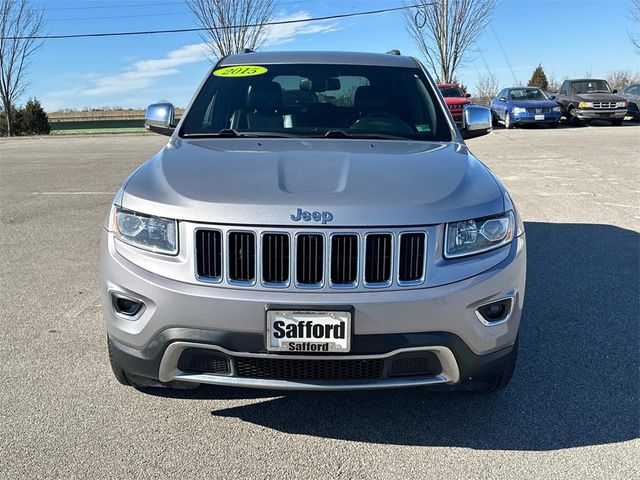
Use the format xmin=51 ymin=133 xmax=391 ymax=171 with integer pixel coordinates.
xmin=183 ymin=128 xmax=298 ymax=138
xmin=321 ymin=130 xmax=411 ymax=140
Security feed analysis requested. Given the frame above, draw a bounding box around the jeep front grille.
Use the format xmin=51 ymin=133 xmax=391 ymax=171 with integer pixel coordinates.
xmin=195 ymin=227 xmax=428 ymax=290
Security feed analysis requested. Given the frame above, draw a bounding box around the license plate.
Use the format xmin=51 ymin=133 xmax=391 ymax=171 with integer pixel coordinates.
xmin=266 ymin=310 xmax=351 ymax=353
xmin=535 ymin=114 xmax=545 ymax=120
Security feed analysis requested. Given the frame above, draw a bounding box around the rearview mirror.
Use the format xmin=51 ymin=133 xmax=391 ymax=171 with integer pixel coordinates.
xmin=461 ymin=105 xmax=492 ymax=139
xmin=145 ymin=103 xmax=175 ymax=136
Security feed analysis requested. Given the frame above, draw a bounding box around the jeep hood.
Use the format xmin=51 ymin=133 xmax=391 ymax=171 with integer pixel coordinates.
xmin=121 ymin=138 xmax=504 ymax=227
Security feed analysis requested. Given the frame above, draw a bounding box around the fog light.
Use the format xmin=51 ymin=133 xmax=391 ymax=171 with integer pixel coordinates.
xmin=476 ymin=298 xmax=513 ymax=325
xmin=111 ymin=292 xmax=144 ymax=318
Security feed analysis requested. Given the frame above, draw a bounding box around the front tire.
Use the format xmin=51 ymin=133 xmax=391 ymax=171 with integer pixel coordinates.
xmin=568 ymin=107 xmax=585 ymax=126
xmin=107 ymin=336 xmax=199 ymax=390
xmin=504 ymin=111 xmax=514 ymax=129
xmin=481 ymin=337 xmax=519 ymax=393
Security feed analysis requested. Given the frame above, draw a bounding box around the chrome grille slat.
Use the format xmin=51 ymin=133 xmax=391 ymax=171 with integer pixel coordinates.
xmin=399 ymin=233 xmax=426 ymax=283
xmin=364 ymin=234 xmax=392 ymax=285
xmin=297 ymin=234 xmax=324 ymax=286
xmin=228 ymin=231 xmax=256 ymax=283
xmin=262 ymin=233 xmax=289 ymax=284
xmin=195 ymin=227 xmax=427 ymax=290
xmin=331 ymin=234 xmax=358 ymax=286
xmin=195 ymin=230 xmax=222 ymax=280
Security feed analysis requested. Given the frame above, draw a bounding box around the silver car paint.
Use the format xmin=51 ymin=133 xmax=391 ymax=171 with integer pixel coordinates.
xmin=101 ymin=51 xmax=526 ymax=389
xmin=120 ymin=139 xmax=504 ymax=227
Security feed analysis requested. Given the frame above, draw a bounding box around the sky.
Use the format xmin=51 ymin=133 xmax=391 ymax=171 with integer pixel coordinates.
xmin=24 ymin=0 xmax=640 ymax=111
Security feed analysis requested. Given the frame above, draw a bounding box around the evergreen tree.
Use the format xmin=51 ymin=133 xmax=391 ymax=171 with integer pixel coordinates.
xmin=19 ymin=98 xmax=50 ymax=135
xmin=528 ymin=64 xmax=549 ymax=91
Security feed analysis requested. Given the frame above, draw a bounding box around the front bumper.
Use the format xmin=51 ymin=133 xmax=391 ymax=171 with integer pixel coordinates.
xmin=101 ymin=230 xmax=526 ymax=390
xmin=512 ymin=112 xmax=561 ymax=124
xmin=573 ymin=108 xmax=627 ymax=120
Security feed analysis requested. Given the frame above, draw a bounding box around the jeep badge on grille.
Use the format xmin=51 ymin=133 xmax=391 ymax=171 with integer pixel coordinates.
xmin=290 ymin=208 xmax=333 ymax=224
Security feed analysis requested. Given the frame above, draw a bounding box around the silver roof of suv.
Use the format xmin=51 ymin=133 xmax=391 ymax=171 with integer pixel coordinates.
xmin=220 ymin=51 xmax=418 ymax=68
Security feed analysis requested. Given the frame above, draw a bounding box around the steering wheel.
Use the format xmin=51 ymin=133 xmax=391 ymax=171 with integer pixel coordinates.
xmin=350 ymin=113 xmax=414 ymax=133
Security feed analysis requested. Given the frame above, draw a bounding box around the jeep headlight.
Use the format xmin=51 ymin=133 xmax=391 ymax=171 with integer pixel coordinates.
xmin=445 ymin=211 xmax=515 ymax=258
xmin=512 ymin=107 xmax=527 ymax=114
xmin=578 ymin=101 xmax=593 ymax=108
xmin=552 ymin=106 xmax=561 ymax=112
xmin=616 ymin=101 xmax=627 ymax=108
xmin=112 ymin=207 xmax=178 ymax=255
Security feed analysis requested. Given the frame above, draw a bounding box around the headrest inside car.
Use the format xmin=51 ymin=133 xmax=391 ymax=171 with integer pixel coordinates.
xmin=354 ymin=86 xmax=389 ymax=114
xmin=247 ymin=82 xmax=283 ymax=113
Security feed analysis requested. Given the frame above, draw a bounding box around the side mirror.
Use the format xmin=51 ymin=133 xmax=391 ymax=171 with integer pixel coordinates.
xmin=461 ymin=105 xmax=492 ymax=139
xmin=548 ymin=95 xmax=556 ymax=100
xmin=145 ymin=103 xmax=175 ymax=136
xmin=499 ymin=97 xmax=507 ymax=102
xmin=465 ymin=93 xmax=471 ymax=98
xmin=612 ymin=89 xmax=618 ymax=94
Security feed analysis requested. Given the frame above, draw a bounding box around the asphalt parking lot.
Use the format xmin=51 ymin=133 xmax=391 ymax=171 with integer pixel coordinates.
xmin=1 ymin=123 xmax=638 ymax=479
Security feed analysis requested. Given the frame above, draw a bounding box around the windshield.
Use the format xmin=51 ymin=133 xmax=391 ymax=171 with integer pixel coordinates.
xmin=571 ymin=80 xmax=611 ymax=94
xmin=438 ymin=86 xmax=464 ymax=97
xmin=508 ymin=88 xmax=548 ymax=101
xmin=180 ymin=63 xmax=451 ymax=141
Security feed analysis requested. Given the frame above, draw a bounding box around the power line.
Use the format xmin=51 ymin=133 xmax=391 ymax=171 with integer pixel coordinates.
xmin=48 ymin=12 xmax=189 ymax=22
xmin=2 ymin=5 xmax=418 ymax=40
xmin=36 ymin=1 xmax=185 ymax=11
xmin=45 ymin=0 xmax=317 ymax=22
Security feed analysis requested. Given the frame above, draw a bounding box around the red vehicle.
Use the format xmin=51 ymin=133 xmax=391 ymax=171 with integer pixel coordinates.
xmin=437 ymin=83 xmax=471 ymax=126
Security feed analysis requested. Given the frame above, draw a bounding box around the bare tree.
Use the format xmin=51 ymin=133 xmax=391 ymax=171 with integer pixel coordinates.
xmin=186 ymin=0 xmax=275 ymax=60
xmin=547 ymin=73 xmax=561 ymax=93
xmin=404 ymin=0 xmax=497 ymax=83
xmin=607 ymin=70 xmax=640 ymax=91
xmin=631 ymin=0 xmax=640 ymax=52
xmin=0 ymin=0 xmax=43 ymax=136
xmin=474 ymin=72 xmax=499 ymax=106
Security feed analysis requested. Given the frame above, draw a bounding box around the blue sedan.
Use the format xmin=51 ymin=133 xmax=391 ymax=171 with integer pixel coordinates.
xmin=490 ymin=87 xmax=562 ymax=129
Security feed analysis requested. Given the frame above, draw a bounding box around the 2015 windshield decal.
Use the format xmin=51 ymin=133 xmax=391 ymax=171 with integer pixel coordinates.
xmin=213 ymin=65 xmax=268 ymax=77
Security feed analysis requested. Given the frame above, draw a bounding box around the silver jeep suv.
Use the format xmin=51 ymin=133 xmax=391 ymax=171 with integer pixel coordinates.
xmin=101 ymin=51 xmax=526 ymax=392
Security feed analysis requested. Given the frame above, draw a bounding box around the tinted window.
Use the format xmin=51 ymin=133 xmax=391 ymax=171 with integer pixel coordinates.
xmin=438 ymin=86 xmax=464 ymax=97
xmin=570 ymin=80 xmax=611 ymax=94
xmin=508 ymin=88 xmax=549 ymax=101
xmin=181 ymin=63 xmax=451 ymax=141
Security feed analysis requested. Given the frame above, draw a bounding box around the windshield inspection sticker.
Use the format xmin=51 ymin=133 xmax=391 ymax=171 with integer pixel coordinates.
xmin=213 ymin=65 xmax=268 ymax=77
xmin=416 ymin=124 xmax=431 ymax=132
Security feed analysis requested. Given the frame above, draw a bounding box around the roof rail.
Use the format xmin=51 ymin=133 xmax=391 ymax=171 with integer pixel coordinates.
xmin=386 ymin=49 xmax=401 ymax=55
xmin=241 ymin=48 xmax=254 ymax=53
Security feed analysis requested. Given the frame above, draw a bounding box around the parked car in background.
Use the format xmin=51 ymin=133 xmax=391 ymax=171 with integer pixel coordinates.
xmin=490 ymin=87 xmax=561 ymax=129
xmin=555 ymin=79 xmax=627 ymax=126
xmin=619 ymin=84 xmax=640 ymax=122
xmin=437 ymin=83 xmax=471 ymax=126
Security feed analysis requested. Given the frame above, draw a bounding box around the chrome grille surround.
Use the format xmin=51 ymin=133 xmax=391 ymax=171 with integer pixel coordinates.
xmin=592 ymin=101 xmax=617 ymax=109
xmin=194 ymin=225 xmax=428 ymax=291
